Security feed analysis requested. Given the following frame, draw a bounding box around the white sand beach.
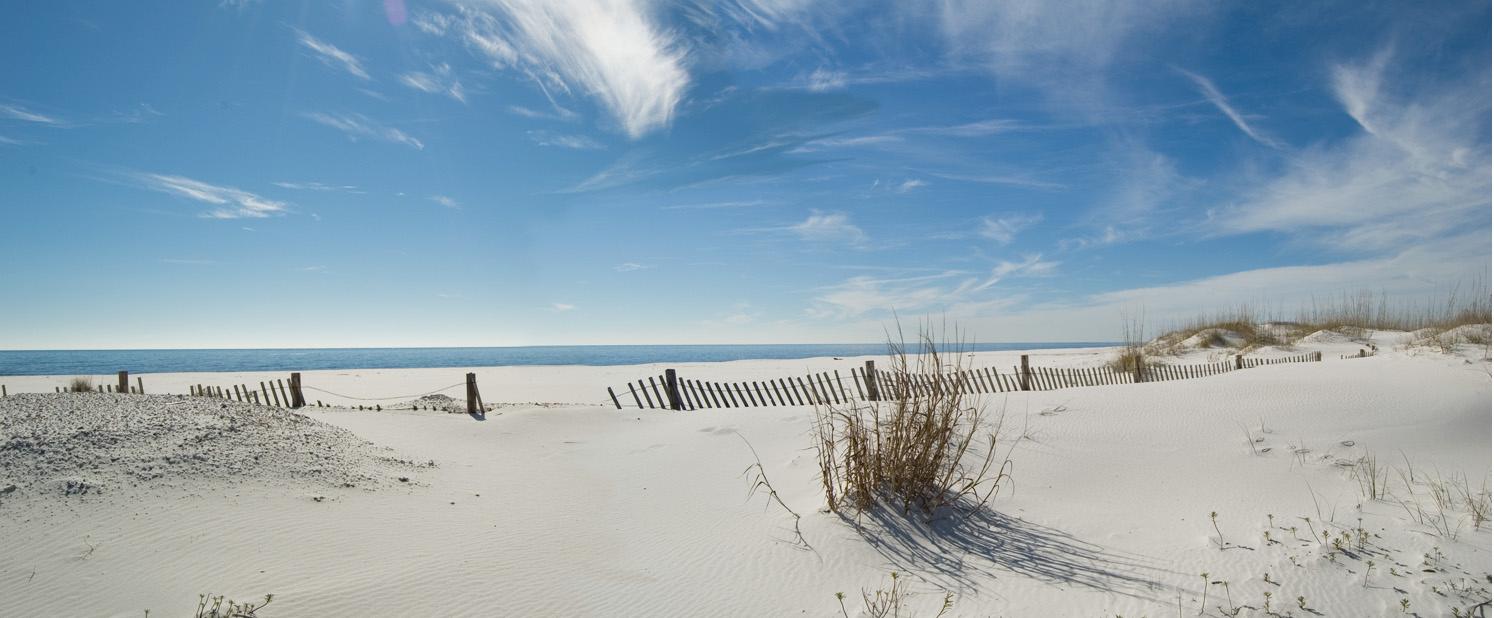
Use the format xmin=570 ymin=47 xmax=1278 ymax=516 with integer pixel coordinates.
xmin=1 ymin=330 xmax=1489 ymax=617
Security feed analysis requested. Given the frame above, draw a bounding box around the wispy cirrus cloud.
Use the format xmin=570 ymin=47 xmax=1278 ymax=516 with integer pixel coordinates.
xmin=294 ymin=29 xmax=370 ymax=80
xmin=507 ymin=104 xmax=578 ymax=121
xmin=527 ymin=130 xmax=605 ymax=150
xmin=1176 ymin=68 xmax=1280 ymax=148
xmin=978 ymin=212 xmax=1042 ymax=244
xmin=399 ymin=63 xmax=466 ymax=102
xmin=1210 ymin=48 xmax=1490 ymax=252
xmin=430 ymin=195 xmax=460 ymax=209
xmin=273 ymin=180 xmax=362 ymax=193
xmin=301 ymin=112 xmax=424 ymax=150
xmin=613 ymin=262 xmax=650 ymax=272
xmin=806 ymin=254 xmax=1057 ymax=320
xmin=418 ymin=1 xmax=689 ymax=138
xmin=132 ymin=173 xmax=288 ymax=219
xmin=0 ymin=103 xmax=64 ymax=125
xmin=933 ymin=0 xmax=1204 ymax=107
xmin=660 ymin=199 xmax=772 ymax=210
xmin=787 ymin=210 xmax=866 ymax=244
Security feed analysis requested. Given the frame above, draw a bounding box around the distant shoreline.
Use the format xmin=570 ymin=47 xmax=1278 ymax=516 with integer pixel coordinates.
xmin=0 ymin=342 xmax=1120 ymax=377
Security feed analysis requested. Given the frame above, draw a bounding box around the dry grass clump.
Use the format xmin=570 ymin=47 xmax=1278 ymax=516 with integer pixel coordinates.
xmin=1147 ymin=282 xmax=1492 ymax=352
xmin=814 ymin=327 xmax=1013 ymax=517
xmin=68 ymin=376 xmax=93 ymax=393
xmin=1109 ymin=312 xmax=1150 ymax=372
xmin=141 ymin=593 xmax=273 ymax=618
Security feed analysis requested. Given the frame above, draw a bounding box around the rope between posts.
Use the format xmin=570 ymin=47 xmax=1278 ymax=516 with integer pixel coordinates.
xmin=300 ymin=382 xmax=467 ymax=402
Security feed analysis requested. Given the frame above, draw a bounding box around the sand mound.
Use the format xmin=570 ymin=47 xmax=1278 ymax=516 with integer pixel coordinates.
xmin=1442 ymin=323 xmax=1491 ymax=342
xmin=0 ymin=393 xmax=426 ymax=503
xmin=1298 ymin=329 xmax=1352 ymax=344
xmin=1177 ymin=328 xmax=1245 ymax=349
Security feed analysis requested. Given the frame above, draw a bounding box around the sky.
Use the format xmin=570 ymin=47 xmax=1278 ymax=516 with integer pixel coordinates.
xmin=0 ymin=0 xmax=1489 ymax=349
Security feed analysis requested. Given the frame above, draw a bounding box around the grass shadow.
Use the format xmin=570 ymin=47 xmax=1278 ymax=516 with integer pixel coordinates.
xmin=846 ymin=504 xmax=1176 ymax=602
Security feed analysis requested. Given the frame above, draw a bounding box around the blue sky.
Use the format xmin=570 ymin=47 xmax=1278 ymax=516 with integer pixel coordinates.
xmin=0 ymin=0 xmax=1488 ymax=349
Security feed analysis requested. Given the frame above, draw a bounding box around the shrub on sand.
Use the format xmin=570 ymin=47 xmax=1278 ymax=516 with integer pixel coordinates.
xmin=813 ymin=326 xmax=1013 ymax=517
xmin=68 ymin=376 xmax=93 ymax=393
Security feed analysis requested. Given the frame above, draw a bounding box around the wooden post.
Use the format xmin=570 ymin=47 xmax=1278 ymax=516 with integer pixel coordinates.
xmin=1 ymin=385 xmax=5 ymax=397
xmin=465 ymin=373 xmax=477 ymax=414
xmin=607 ymin=387 xmax=622 ymax=410
xmin=289 ymin=372 xmax=305 ymax=408
xmin=136 ymin=376 xmax=143 ymax=394
xmin=1019 ymin=355 xmax=1031 ymax=391
xmin=117 ymin=371 xmax=128 ymax=394
xmin=663 ymin=369 xmax=683 ymax=410
xmin=1234 ymin=354 xmax=1243 ymax=370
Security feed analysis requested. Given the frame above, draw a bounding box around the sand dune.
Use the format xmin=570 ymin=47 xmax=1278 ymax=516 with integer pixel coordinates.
xmin=1 ymin=333 xmax=1489 ymax=616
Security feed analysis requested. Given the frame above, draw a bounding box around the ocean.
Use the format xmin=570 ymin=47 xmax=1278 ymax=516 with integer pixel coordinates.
xmin=0 ymin=342 xmax=1116 ymax=376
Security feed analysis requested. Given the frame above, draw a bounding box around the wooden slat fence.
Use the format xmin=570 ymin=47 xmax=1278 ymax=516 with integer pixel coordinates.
xmin=606 ymin=349 xmax=1329 ymax=410
xmin=1240 ymin=351 xmax=1322 ymax=368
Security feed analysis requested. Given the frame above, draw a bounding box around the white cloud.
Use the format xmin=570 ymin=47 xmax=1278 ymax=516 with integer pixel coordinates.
xmin=551 ymin=302 xmax=577 ymax=312
xmin=807 ymin=253 xmax=1059 ymax=320
xmin=1211 ymin=49 xmax=1490 ymax=252
xmin=906 ymin=118 xmax=1024 ymax=137
xmin=613 ymin=262 xmax=649 ymax=272
xmin=805 ymin=67 xmax=847 ymax=92
xmin=273 ymin=181 xmax=361 ymax=193
xmin=978 ymin=212 xmax=1042 ymax=244
xmin=294 ymin=29 xmax=371 ymax=80
xmin=788 ymin=211 xmax=866 ymax=244
xmin=507 ymin=104 xmax=577 ymax=120
xmin=302 ymin=112 xmax=424 ymax=150
xmin=792 ymin=135 xmax=902 ymax=152
xmin=660 ymin=199 xmax=772 ymax=210
xmin=133 ymin=173 xmax=288 ymax=219
xmin=928 ymin=171 xmax=1066 ymax=190
xmin=527 ymin=130 xmax=605 ymax=150
xmin=896 ymin=179 xmax=928 ymax=193
xmin=399 ymin=64 xmax=467 ymax=102
xmin=0 ymin=103 xmax=62 ymax=125
xmin=430 ymin=1 xmax=690 ymax=138
xmin=1176 ymin=68 xmax=1280 ymax=148
xmin=932 ymin=0 xmax=1201 ymax=105
xmin=430 ymin=195 xmax=460 ymax=209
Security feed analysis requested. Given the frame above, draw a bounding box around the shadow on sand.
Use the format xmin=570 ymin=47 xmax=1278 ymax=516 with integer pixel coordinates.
xmin=847 ymin=504 xmax=1177 ymax=601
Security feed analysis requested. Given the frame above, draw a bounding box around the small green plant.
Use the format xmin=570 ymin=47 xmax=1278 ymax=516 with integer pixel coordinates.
xmin=1297 ymin=595 xmax=1308 ymax=611
xmin=1261 ymin=590 xmax=1272 ymax=613
xmin=1399 ymin=598 xmax=1410 ymax=614
xmin=1365 ymin=560 xmax=1375 ymax=587
xmin=68 ymin=376 xmax=93 ymax=392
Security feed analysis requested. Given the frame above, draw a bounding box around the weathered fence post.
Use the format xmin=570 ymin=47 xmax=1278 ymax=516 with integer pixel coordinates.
xmin=117 ymin=371 xmax=128 ymax=394
xmin=864 ymin=360 xmax=880 ymax=401
xmin=465 ymin=372 xmax=477 ymax=414
xmin=1019 ymin=355 xmax=1031 ymax=391
xmin=663 ymin=369 xmax=684 ymax=411
xmin=1234 ymin=354 xmax=1243 ymax=370
xmin=136 ymin=376 xmax=144 ymax=394
xmin=289 ymin=372 xmax=305 ymax=408
xmin=607 ymin=387 xmax=622 ymax=410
